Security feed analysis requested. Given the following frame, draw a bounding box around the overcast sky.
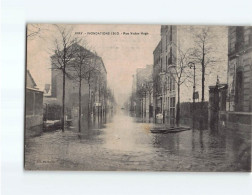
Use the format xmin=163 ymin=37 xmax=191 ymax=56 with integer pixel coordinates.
xmin=27 ymin=24 xmax=227 ymax=104
xmin=27 ymin=24 xmax=161 ymax=105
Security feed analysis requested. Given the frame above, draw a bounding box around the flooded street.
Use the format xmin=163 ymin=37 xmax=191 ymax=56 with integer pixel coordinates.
xmin=25 ymin=110 xmax=251 ymax=171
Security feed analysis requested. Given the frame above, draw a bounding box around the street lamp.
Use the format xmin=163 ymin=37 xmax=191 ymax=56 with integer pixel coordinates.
xmin=188 ymin=62 xmax=196 ymax=106
xmin=188 ymin=62 xmax=196 ymax=128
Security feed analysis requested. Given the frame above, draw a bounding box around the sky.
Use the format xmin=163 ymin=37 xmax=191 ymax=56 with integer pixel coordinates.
xmin=27 ymin=24 xmax=161 ymax=105
xmin=27 ymin=24 xmax=227 ymax=104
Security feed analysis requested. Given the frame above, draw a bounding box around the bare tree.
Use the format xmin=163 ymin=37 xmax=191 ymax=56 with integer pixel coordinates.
xmin=69 ymin=43 xmax=93 ymax=132
xmin=191 ymin=27 xmax=219 ymax=104
xmin=83 ymin=53 xmax=101 ymax=126
xmin=170 ymin=44 xmax=192 ymax=126
xmin=137 ymin=83 xmax=148 ymax=118
xmin=51 ymin=24 xmax=78 ymax=132
xmin=98 ymin=73 xmax=107 ymax=120
xmin=27 ymin=24 xmax=48 ymax=40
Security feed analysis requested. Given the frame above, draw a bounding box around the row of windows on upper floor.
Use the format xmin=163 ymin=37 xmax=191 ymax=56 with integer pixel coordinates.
xmin=153 ymin=76 xmax=176 ymax=93
xmin=154 ymin=48 xmax=173 ymax=66
xmin=229 ymin=27 xmax=252 ymax=54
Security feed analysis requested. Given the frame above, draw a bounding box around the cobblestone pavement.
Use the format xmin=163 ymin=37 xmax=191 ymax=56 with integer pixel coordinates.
xmin=25 ymin=111 xmax=251 ymax=171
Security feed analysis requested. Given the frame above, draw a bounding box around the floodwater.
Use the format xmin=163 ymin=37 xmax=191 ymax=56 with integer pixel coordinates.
xmin=25 ymin=110 xmax=251 ymax=171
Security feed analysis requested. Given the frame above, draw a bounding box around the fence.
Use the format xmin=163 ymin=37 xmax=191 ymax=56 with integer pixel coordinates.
xmin=180 ymin=102 xmax=209 ymax=129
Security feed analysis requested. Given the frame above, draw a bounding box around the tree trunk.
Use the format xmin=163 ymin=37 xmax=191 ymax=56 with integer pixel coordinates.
xmin=78 ymin=80 xmax=82 ymax=132
xmin=62 ymin=65 xmax=66 ymax=132
xmin=141 ymin=98 xmax=143 ymax=118
xmin=176 ymin=83 xmax=180 ymax=126
xmin=144 ymin=93 xmax=146 ymax=118
xmin=202 ymin=43 xmax=205 ymax=103
xmin=88 ymin=82 xmax=91 ymax=128
xmin=200 ymin=43 xmax=205 ymax=130
xmin=149 ymin=93 xmax=151 ymax=122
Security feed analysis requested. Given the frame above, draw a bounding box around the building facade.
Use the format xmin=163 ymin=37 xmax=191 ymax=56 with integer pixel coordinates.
xmin=227 ymin=26 xmax=252 ymax=112
xmin=50 ymin=44 xmax=107 ymax=127
xmin=225 ymin=26 xmax=252 ymax=130
xmin=209 ymin=26 xmax=252 ymax=131
xmin=153 ymin=25 xmax=177 ymax=124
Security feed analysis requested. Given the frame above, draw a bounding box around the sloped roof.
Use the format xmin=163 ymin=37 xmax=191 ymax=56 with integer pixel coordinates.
xmin=27 ymin=70 xmax=37 ymax=87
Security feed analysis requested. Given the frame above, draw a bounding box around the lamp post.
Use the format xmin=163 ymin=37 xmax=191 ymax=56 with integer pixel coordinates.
xmin=188 ymin=62 xmax=196 ymax=109
xmin=188 ymin=62 xmax=196 ymax=128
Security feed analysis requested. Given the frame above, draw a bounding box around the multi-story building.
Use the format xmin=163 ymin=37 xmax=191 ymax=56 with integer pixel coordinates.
xmin=153 ymin=41 xmax=162 ymax=116
xmin=153 ymin=25 xmax=177 ymax=124
xmin=227 ymin=26 xmax=252 ymax=112
xmin=50 ymin=44 xmax=107 ymax=126
xmin=209 ymin=26 xmax=252 ymax=131
xmin=225 ymin=26 xmax=252 ymax=130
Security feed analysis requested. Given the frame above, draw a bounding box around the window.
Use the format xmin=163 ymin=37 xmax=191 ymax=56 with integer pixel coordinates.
xmin=235 ymin=27 xmax=244 ymax=51
xmin=169 ymin=47 xmax=173 ymax=64
xmin=161 ymin=58 xmax=163 ymax=71
xmin=170 ymin=26 xmax=172 ymax=41
xmin=170 ymin=76 xmax=172 ymax=91
xmin=169 ymin=76 xmax=175 ymax=91
xmin=167 ymin=76 xmax=170 ymax=91
xmin=166 ymin=34 xmax=168 ymax=51
xmin=172 ymin=77 xmax=175 ymax=91
xmin=170 ymin=97 xmax=175 ymax=118
xmin=235 ymin=70 xmax=243 ymax=111
xmin=167 ymin=97 xmax=169 ymax=110
xmin=166 ymin=56 xmax=167 ymax=71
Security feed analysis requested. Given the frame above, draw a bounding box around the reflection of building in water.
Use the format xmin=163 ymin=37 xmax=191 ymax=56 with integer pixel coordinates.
xmin=209 ymin=26 xmax=252 ymax=131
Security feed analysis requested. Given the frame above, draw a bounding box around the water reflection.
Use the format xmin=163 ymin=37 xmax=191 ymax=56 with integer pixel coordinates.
xmin=25 ymin=109 xmax=251 ymax=171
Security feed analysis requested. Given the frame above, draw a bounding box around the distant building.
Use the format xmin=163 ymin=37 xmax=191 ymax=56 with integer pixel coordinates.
xmin=130 ymin=74 xmax=137 ymax=113
xmin=135 ymin=64 xmax=153 ymax=119
xmin=25 ymin=70 xmax=44 ymax=137
xmin=44 ymin=84 xmax=51 ymax=95
xmin=153 ymin=40 xmax=162 ymax=115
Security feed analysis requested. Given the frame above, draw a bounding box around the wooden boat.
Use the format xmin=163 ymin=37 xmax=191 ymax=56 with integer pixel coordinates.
xmin=150 ymin=126 xmax=190 ymax=134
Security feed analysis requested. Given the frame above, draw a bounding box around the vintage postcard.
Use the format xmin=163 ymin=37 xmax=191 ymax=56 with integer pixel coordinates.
xmin=25 ymin=24 xmax=251 ymax=171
